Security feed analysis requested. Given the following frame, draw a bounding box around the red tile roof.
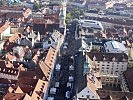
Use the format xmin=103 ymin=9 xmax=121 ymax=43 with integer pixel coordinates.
xmin=23 ymin=8 xmax=31 ymax=18
xmin=4 ymin=42 xmax=18 ymax=51
xmin=44 ymin=47 xmax=57 ymax=69
xmin=15 ymin=77 xmax=38 ymax=94
xmin=9 ymin=33 xmax=20 ymax=43
xmin=6 ymin=52 xmax=16 ymax=61
xmin=0 ymin=22 xmax=10 ymax=34
xmin=5 ymin=12 xmax=23 ymax=19
xmin=31 ymin=79 xmax=48 ymax=99
xmin=97 ymin=90 xmax=133 ymax=99
xmin=38 ymin=60 xmax=51 ymax=81
xmin=3 ymin=93 xmax=26 ymax=100
xmin=0 ymin=6 xmax=22 ymax=11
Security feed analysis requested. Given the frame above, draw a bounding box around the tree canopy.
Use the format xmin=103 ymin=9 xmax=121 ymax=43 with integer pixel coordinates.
xmin=66 ymin=12 xmax=72 ymax=24
xmin=65 ymin=8 xmax=85 ymax=24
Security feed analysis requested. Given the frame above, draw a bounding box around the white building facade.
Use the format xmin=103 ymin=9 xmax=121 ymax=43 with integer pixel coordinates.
xmin=88 ymin=53 xmax=128 ymax=86
xmin=77 ymin=87 xmax=99 ymax=99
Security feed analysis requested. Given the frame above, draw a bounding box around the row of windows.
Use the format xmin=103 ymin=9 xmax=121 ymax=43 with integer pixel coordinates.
xmin=101 ymin=70 xmax=123 ymax=73
xmin=82 ymin=95 xmax=94 ymax=98
xmin=101 ymin=67 xmax=124 ymax=70
xmin=98 ymin=64 xmax=125 ymax=68
xmin=97 ymin=61 xmax=125 ymax=64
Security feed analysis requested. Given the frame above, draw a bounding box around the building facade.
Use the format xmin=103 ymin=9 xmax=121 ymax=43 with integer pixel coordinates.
xmin=87 ymin=52 xmax=128 ymax=86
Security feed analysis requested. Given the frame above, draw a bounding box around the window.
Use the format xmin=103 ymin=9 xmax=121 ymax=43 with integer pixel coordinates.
xmin=107 ymin=65 xmax=110 ymax=66
xmin=82 ymin=95 xmax=84 ymax=97
xmin=86 ymin=95 xmax=90 ymax=98
xmin=102 ymin=67 xmax=104 ymax=69
xmin=110 ymin=78 xmax=113 ymax=81
xmin=92 ymin=96 xmax=94 ymax=98
xmin=88 ymin=91 xmax=89 ymax=93
xmin=48 ymin=40 xmax=51 ymax=44
xmin=106 ymin=67 xmax=109 ymax=69
xmin=106 ymin=78 xmax=109 ymax=81
xmin=101 ymin=70 xmax=104 ymax=72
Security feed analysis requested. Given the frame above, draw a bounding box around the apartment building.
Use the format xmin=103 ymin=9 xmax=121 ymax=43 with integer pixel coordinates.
xmin=87 ymin=52 xmax=128 ymax=86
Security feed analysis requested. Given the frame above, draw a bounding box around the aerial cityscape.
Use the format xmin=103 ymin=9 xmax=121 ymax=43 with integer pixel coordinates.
xmin=0 ymin=0 xmax=132 ymax=100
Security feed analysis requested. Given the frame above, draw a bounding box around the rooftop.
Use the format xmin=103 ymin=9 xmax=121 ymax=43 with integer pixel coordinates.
xmin=0 ymin=22 xmax=10 ymax=34
xmin=31 ymin=79 xmax=48 ymax=99
xmin=97 ymin=90 xmax=133 ymax=99
xmin=15 ymin=77 xmax=38 ymax=94
xmin=123 ymin=68 xmax=133 ymax=92
xmin=23 ymin=8 xmax=31 ymax=18
xmin=3 ymin=93 xmax=26 ymax=100
xmin=87 ymin=52 xmax=128 ymax=62
xmin=75 ymin=52 xmax=101 ymax=98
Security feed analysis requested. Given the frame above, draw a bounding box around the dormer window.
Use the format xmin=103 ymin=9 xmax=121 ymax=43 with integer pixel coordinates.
xmin=43 ymin=83 xmax=45 ymax=85
xmin=103 ymin=57 xmax=106 ymax=61
xmin=49 ymin=63 xmax=52 ymax=66
xmin=112 ymin=57 xmax=116 ymax=62
xmin=48 ymin=72 xmax=50 ymax=75
xmin=37 ymin=97 xmax=40 ymax=100
xmin=40 ymin=87 xmax=43 ymax=91
xmin=11 ymin=70 xmax=13 ymax=73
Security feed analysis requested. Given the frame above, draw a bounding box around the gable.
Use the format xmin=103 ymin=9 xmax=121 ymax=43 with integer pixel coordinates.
xmin=77 ymin=87 xmax=99 ymax=99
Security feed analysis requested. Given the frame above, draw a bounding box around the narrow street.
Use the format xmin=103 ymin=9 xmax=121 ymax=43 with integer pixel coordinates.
xmin=48 ymin=25 xmax=77 ymax=100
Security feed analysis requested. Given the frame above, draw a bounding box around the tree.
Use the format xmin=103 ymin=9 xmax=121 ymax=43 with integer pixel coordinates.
xmin=66 ymin=12 xmax=72 ymax=24
xmin=33 ymin=2 xmax=42 ymax=10
xmin=72 ymin=9 xmax=80 ymax=18
xmin=79 ymin=9 xmax=85 ymax=16
xmin=1 ymin=0 xmax=7 ymax=6
xmin=71 ymin=8 xmax=85 ymax=19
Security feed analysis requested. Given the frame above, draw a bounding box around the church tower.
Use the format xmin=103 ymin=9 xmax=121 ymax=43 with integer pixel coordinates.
xmin=59 ymin=0 xmax=66 ymax=29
